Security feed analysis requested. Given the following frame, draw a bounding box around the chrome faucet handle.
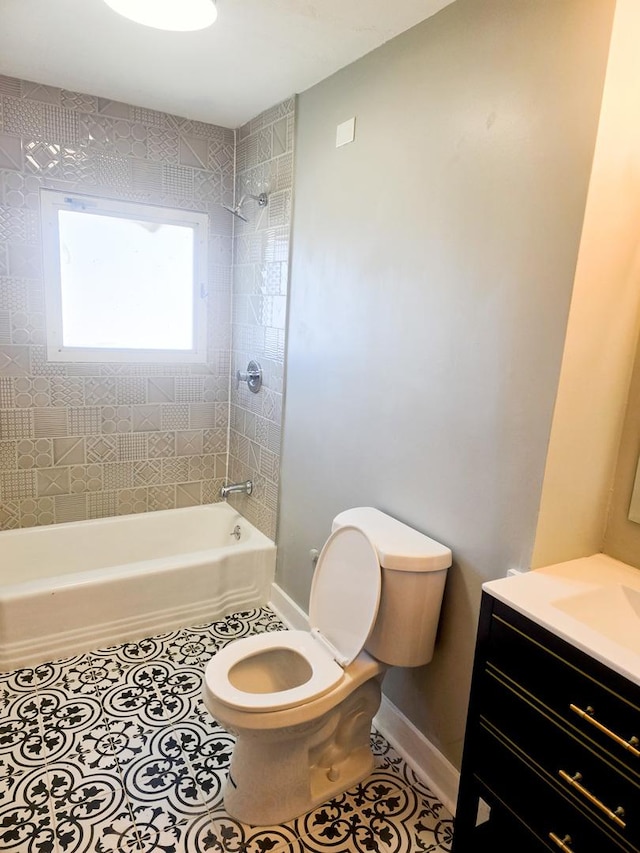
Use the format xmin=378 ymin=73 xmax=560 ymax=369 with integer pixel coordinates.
xmin=236 ymin=360 xmax=262 ymax=393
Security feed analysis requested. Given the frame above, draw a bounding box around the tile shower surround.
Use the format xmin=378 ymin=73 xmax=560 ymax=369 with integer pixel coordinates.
xmin=228 ymin=104 xmax=294 ymax=540
xmin=0 ymin=75 xmax=294 ymax=533
xmin=0 ymin=607 xmax=454 ymax=852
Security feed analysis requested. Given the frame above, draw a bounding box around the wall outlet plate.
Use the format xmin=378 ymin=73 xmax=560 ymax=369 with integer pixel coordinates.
xmin=336 ymin=117 xmax=356 ymax=147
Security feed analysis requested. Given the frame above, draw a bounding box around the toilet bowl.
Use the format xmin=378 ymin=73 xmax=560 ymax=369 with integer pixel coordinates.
xmin=203 ymin=507 xmax=452 ymax=826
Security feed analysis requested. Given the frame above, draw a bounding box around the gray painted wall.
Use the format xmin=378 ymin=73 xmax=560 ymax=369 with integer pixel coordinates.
xmin=278 ymin=0 xmax=615 ymax=766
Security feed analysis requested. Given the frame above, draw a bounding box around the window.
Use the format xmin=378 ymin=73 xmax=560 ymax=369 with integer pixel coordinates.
xmin=41 ymin=190 xmax=208 ymax=363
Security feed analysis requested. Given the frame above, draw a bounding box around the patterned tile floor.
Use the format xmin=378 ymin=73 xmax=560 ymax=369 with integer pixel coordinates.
xmin=0 ymin=608 xmax=454 ymax=853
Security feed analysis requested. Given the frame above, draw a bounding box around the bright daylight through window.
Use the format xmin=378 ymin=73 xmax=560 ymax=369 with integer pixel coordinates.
xmin=41 ymin=190 xmax=208 ymax=363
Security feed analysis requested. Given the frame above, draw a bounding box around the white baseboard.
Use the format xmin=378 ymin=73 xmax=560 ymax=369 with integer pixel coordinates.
xmin=269 ymin=583 xmax=460 ymax=815
xmin=269 ymin=582 xmax=310 ymax=630
xmin=374 ymin=694 xmax=459 ymax=816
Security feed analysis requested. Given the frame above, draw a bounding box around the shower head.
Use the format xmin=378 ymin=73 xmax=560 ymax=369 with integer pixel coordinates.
xmin=221 ymin=192 xmax=268 ymax=222
xmin=221 ymin=203 xmax=248 ymax=222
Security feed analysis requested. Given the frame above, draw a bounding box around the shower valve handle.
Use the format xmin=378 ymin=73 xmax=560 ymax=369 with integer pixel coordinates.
xmin=236 ymin=360 xmax=262 ymax=393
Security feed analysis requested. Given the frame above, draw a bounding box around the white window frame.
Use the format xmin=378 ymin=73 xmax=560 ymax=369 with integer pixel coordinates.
xmin=41 ymin=189 xmax=209 ymax=363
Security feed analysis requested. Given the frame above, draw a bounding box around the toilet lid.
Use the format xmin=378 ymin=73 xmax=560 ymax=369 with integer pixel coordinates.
xmin=309 ymin=525 xmax=381 ymax=666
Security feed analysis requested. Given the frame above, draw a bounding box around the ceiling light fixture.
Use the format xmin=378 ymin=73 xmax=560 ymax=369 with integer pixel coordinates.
xmin=103 ymin=0 xmax=217 ymax=32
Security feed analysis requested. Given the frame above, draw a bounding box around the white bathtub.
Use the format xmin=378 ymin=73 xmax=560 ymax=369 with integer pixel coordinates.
xmin=0 ymin=502 xmax=276 ymax=671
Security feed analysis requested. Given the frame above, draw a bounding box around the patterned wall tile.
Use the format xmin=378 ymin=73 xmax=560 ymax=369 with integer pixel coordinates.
xmin=118 ymin=487 xmax=148 ymax=515
xmin=202 ymin=478 xmax=223 ymax=503
xmin=7 ymin=244 xmax=42 ymax=277
xmin=17 ymin=438 xmax=53 ymax=468
xmin=147 ymin=377 xmax=175 ymax=403
xmin=0 ymin=276 xmax=26 ymax=311
xmin=0 ymin=376 xmax=13 ymax=407
xmin=148 ymin=431 xmax=175 ymax=458
xmin=188 ymin=454 xmax=215 ymax=481
xmin=88 ymin=491 xmax=118 ymax=519
xmin=69 ymin=406 xmax=101 ymax=435
xmin=0 ymin=408 xmax=33 ymax=439
xmin=0 ymin=78 xmax=296 ymax=528
xmin=0 ymin=498 xmax=20 ymax=528
xmin=54 ymin=493 xmax=88 ymax=523
xmin=85 ymin=377 xmax=117 ymax=406
xmin=101 ymin=406 xmax=132 ymax=434
xmin=132 ymin=405 xmax=161 ymax=432
xmin=117 ymin=377 xmax=146 ymax=405
xmin=161 ymin=457 xmax=189 ymax=484
xmin=148 ymin=484 xmax=175 ymax=511
xmin=1 ymin=170 xmax=42 ymax=209
xmin=0 ymin=309 xmax=10 ymax=344
xmin=53 ymin=437 xmax=85 ymax=466
xmin=189 ymin=403 xmax=217 ymax=429
xmin=3 ymin=97 xmax=44 ymax=137
xmin=0 ymin=439 xmax=17 ymax=468
xmin=117 ymin=433 xmax=147 ymax=461
xmin=176 ymin=430 xmax=203 ymax=456
xmin=97 ymin=98 xmax=131 ymax=118
xmin=175 ymin=377 xmax=203 ymax=403
xmin=20 ymin=495 xmax=55 ymax=527
xmin=229 ymin=98 xmax=295 ymax=537
xmin=51 ymin=377 xmax=85 ymax=407
xmin=87 ymin=434 xmax=118 ymax=463
xmin=147 ymin=127 xmax=179 ymax=163
xmin=69 ymin=464 xmax=102 ymax=493
xmin=10 ymin=310 xmax=45 ymax=345
xmin=33 ymin=407 xmax=68 ymax=437
xmin=162 ymin=164 xmax=194 ymax=197
xmin=22 ymin=81 xmax=60 ymax=104
xmin=36 ymin=466 xmax=70 ymax=496
xmin=0 ymin=345 xmax=30 ymax=375
xmin=176 ymin=481 xmax=202 ymax=507
xmin=103 ymin=462 xmax=133 ymax=490
xmin=43 ymin=104 xmax=79 ymax=143
xmin=61 ymin=90 xmax=97 ymax=113
xmin=0 ymin=468 xmax=35 ymax=499
xmin=131 ymin=160 xmax=163 ymax=195
xmin=161 ymin=405 xmax=189 ymax=431
xmin=0 ymin=133 xmax=23 ymax=171
xmin=133 ymin=460 xmax=162 ymax=486
xmin=0 ymin=75 xmax=21 ymax=97
xmin=179 ymin=136 xmax=208 ymax=169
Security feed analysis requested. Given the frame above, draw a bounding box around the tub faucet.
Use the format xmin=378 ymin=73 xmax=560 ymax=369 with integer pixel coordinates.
xmin=220 ymin=480 xmax=253 ymax=499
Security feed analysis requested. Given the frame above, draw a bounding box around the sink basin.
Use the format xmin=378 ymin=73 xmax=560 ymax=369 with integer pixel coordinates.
xmin=553 ymin=584 xmax=640 ymax=654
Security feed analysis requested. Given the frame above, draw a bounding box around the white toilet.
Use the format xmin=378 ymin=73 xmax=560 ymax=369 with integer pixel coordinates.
xmin=202 ymin=507 xmax=452 ymax=825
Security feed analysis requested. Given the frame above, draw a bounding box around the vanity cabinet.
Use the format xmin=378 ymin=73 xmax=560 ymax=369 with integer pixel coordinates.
xmin=452 ymin=592 xmax=640 ymax=853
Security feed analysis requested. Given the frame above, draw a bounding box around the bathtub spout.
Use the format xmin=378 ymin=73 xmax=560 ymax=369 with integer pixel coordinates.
xmin=221 ymin=480 xmax=253 ymax=499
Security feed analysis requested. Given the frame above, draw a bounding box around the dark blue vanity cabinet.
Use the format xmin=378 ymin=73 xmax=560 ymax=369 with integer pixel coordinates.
xmin=452 ymin=592 xmax=640 ymax=853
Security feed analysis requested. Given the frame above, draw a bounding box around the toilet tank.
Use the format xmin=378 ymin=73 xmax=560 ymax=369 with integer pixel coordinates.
xmin=332 ymin=508 xmax=452 ymax=667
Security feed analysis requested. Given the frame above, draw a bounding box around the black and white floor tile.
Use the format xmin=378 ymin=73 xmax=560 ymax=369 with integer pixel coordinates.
xmin=0 ymin=608 xmax=453 ymax=852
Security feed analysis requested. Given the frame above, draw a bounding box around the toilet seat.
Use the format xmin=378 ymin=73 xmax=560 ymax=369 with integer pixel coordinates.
xmin=204 ymin=630 xmax=344 ymax=711
xmin=204 ymin=526 xmax=382 ymax=713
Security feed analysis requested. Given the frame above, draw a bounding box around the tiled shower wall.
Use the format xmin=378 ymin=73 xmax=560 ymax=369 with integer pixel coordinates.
xmin=227 ymin=100 xmax=295 ymax=540
xmin=0 ymin=75 xmax=236 ymax=530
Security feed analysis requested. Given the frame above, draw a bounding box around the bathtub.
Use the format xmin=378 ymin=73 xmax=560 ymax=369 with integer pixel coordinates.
xmin=0 ymin=502 xmax=276 ymax=671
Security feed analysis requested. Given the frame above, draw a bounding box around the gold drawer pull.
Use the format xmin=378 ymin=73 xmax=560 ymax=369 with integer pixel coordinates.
xmin=549 ymin=833 xmax=574 ymax=852
xmin=569 ymin=704 xmax=640 ymax=758
xmin=558 ymin=769 xmax=626 ymax=828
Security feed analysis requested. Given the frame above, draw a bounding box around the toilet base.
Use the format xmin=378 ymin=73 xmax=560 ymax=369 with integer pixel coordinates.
xmin=223 ymin=676 xmax=383 ymax=825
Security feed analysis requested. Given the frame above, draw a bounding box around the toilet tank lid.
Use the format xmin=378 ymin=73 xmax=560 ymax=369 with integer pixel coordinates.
xmin=332 ymin=507 xmax=452 ymax=572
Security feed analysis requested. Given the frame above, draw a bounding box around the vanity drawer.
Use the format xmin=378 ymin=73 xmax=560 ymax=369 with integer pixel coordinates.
xmin=480 ymin=666 xmax=639 ymax=848
xmin=475 ymin=724 xmax=633 ymax=853
xmin=486 ymin=601 xmax=640 ymax=781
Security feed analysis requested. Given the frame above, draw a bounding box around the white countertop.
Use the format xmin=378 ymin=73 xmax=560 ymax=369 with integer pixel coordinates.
xmin=483 ymin=554 xmax=640 ymax=687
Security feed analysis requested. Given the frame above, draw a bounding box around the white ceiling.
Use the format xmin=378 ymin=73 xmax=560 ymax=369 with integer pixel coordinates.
xmin=0 ymin=0 xmax=455 ymax=128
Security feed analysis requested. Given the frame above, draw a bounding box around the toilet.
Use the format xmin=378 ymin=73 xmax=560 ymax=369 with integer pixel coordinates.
xmin=202 ymin=507 xmax=452 ymax=825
